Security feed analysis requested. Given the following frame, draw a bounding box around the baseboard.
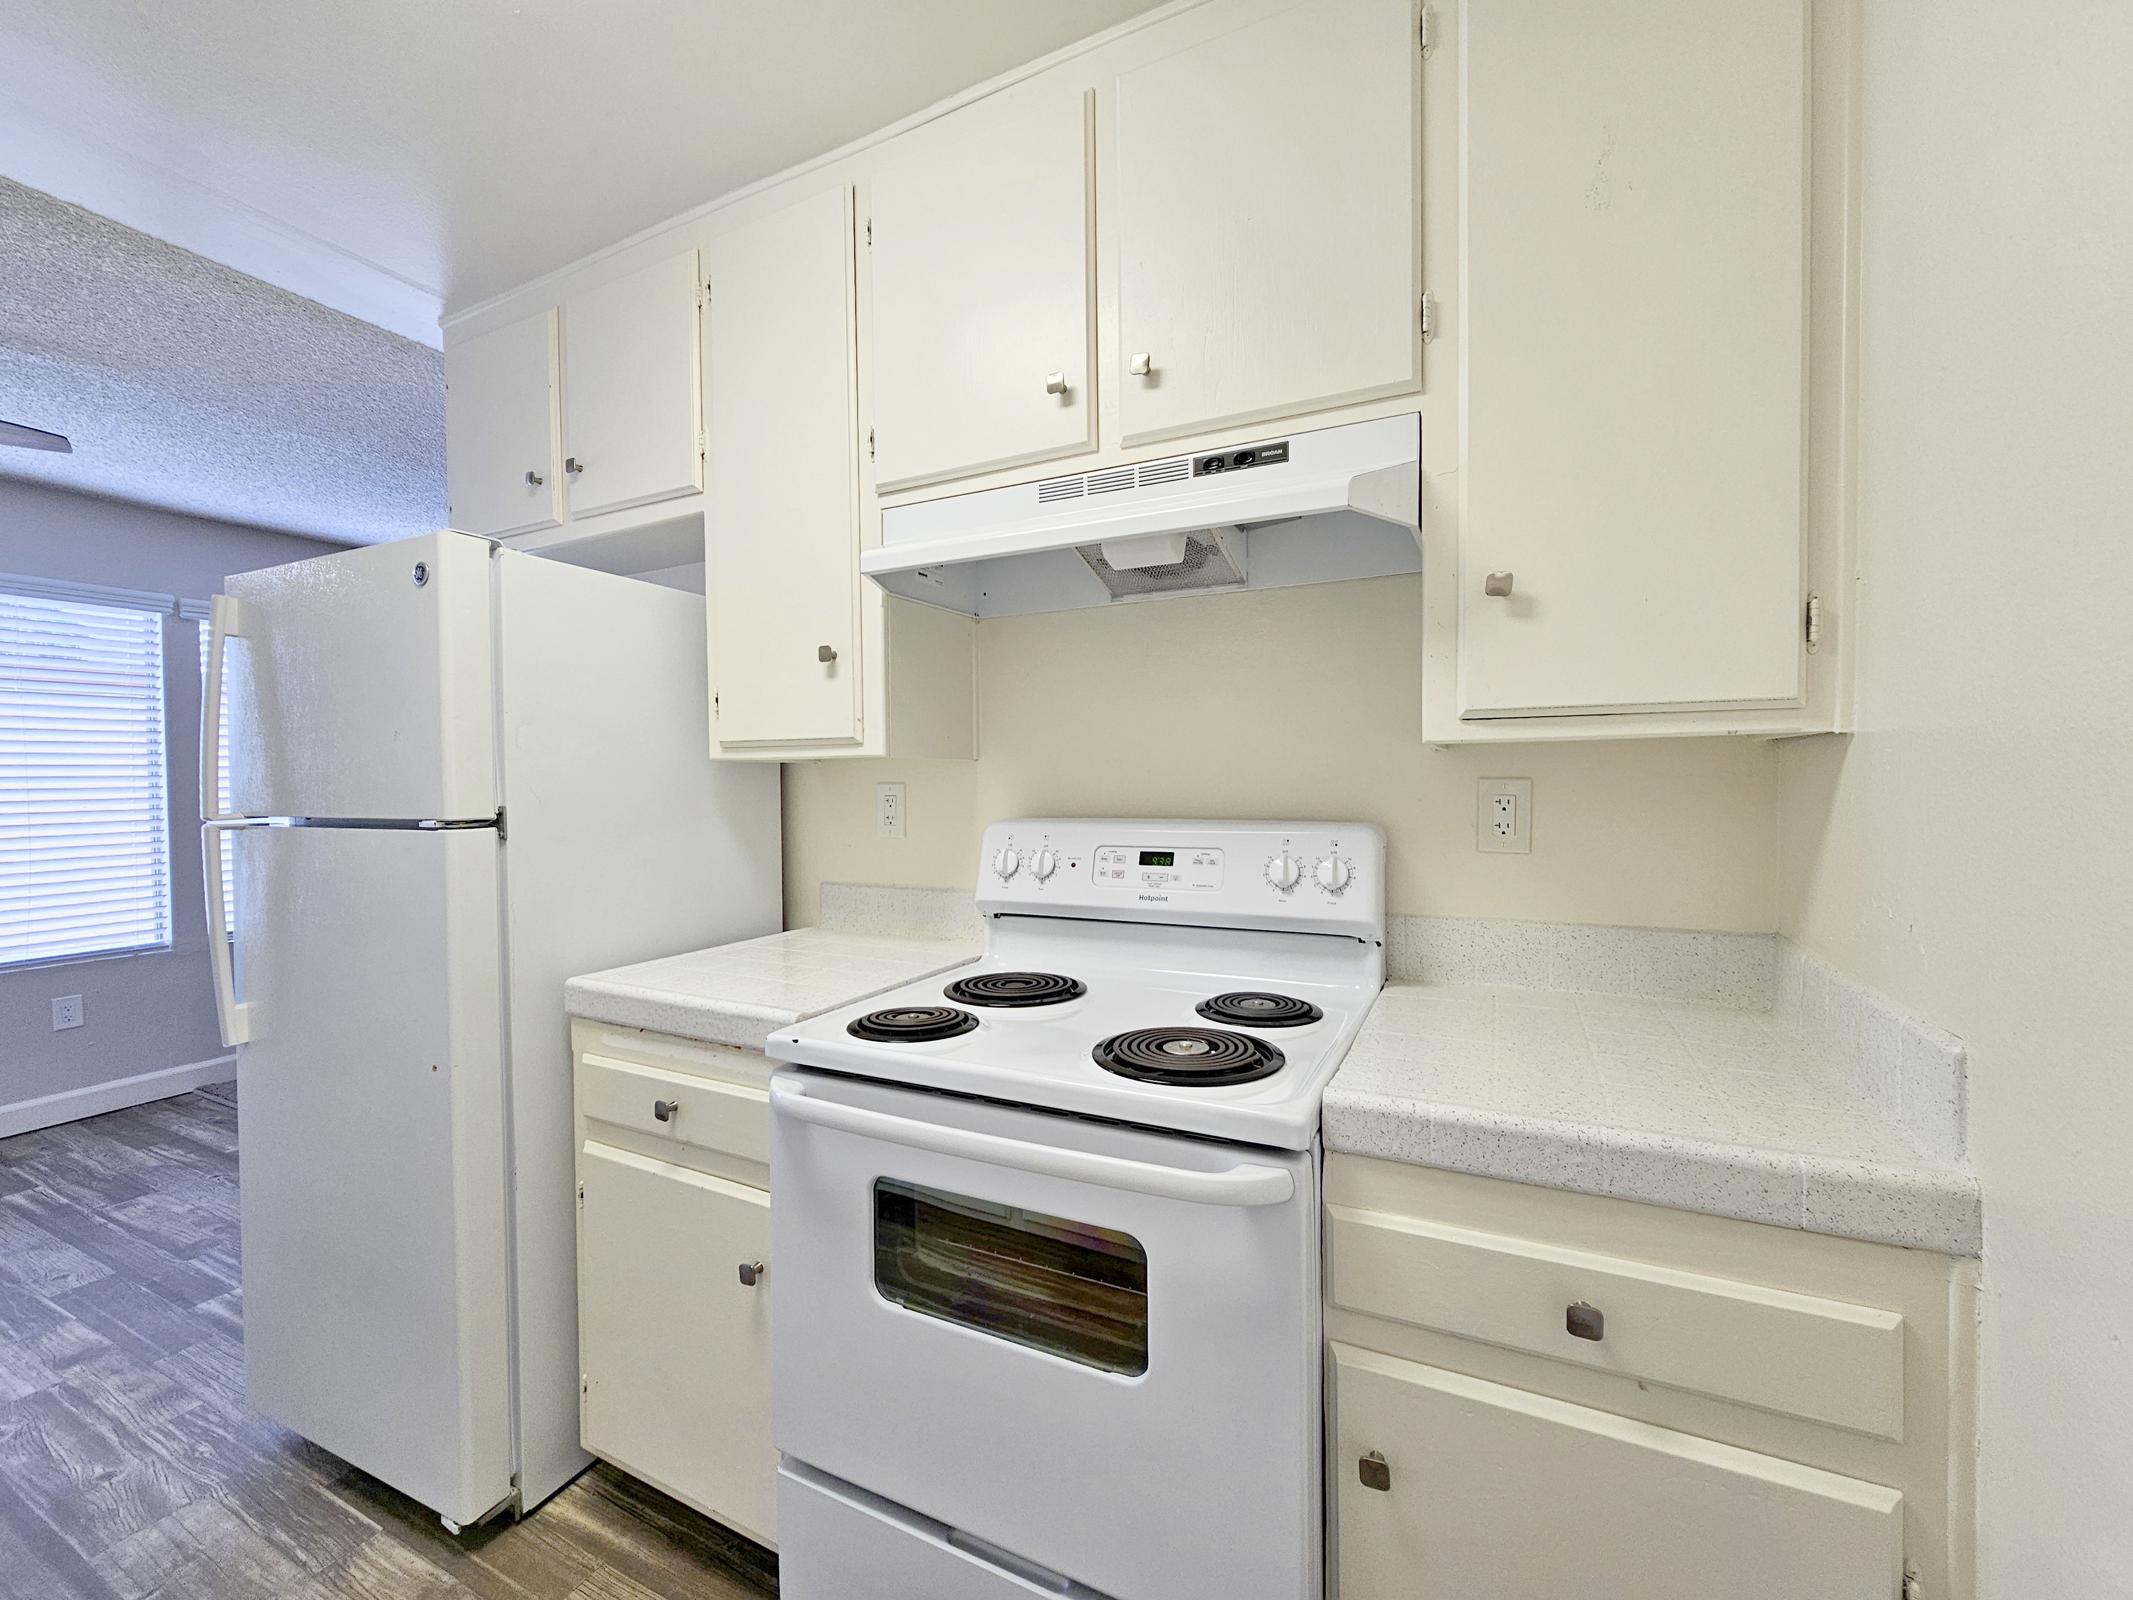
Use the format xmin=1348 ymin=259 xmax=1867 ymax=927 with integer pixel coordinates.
xmin=0 ymin=1054 xmax=238 ymax=1140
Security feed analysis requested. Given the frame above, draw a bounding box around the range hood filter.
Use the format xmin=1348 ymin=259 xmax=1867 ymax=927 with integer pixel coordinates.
xmin=1080 ymin=528 xmax=1246 ymax=599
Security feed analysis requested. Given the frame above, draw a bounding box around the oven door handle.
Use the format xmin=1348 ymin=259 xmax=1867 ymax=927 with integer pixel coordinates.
xmin=770 ymin=1080 xmax=1296 ymax=1208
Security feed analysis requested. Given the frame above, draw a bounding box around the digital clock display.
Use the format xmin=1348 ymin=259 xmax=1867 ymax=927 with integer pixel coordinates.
xmin=1138 ymin=851 xmax=1176 ymax=867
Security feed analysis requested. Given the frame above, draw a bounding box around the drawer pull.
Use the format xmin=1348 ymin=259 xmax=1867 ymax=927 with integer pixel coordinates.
xmin=738 ymin=1260 xmax=765 ymax=1287
xmin=1566 ymin=1300 xmax=1605 ymax=1342
xmin=1357 ymin=1450 xmax=1391 ymax=1492
xmin=652 ymin=1098 xmax=680 ymax=1123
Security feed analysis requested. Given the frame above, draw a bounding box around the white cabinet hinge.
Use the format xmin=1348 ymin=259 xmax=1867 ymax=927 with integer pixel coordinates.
xmin=698 ymin=425 xmax=707 ymax=464
xmin=865 ymin=217 xmax=873 ymax=248
xmin=575 ymin=1180 xmax=585 ymax=1204
xmin=1901 ymin=1567 xmax=1922 ymax=1600
xmin=1419 ymin=290 xmax=1436 ymax=341
xmin=1804 ymin=591 xmax=1822 ymax=653
xmin=1418 ymin=6 xmax=1435 ymax=55
xmin=712 ymin=691 xmax=720 ymax=719
xmin=867 ymin=427 xmax=876 ymax=460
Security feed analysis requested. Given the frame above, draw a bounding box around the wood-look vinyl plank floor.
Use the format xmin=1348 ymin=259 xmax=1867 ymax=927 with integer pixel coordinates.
xmin=0 ymin=1092 xmax=778 ymax=1600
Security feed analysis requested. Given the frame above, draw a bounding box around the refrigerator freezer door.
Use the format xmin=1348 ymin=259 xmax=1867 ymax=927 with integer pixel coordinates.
xmin=222 ymin=530 xmax=498 ymax=821
xmin=232 ymin=823 xmax=515 ymax=1526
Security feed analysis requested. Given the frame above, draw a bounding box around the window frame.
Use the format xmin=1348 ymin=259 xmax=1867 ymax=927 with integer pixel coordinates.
xmin=0 ymin=574 xmax=180 ymax=972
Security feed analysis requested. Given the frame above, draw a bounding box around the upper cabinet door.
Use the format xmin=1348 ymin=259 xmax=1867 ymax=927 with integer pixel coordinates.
xmin=705 ymin=188 xmax=864 ymax=749
xmin=866 ymin=80 xmax=1095 ymax=492
xmin=1114 ymin=0 xmax=1422 ymax=449
xmin=559 ymin=250 xmax=704 ymax=519
xmin=1457 ymin=0 xmax=1810 ymax=718
xmin=444 ymin=307 xmax=558 ymax=537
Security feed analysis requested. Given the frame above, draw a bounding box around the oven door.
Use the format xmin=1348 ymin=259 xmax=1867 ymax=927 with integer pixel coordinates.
xmin=769 ymin=1067 xmax=1320 ymax=1600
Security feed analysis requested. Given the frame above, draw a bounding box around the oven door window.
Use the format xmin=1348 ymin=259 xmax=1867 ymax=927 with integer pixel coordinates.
xmin=873 ymin=1179 xmax=1149 ymax=1376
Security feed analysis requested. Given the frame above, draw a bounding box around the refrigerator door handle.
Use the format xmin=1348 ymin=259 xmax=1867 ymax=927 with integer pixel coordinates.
xmin=202 ymin=823 xmax=253 ymax=1046
xmin=201 ymin=594 xmax=244 ymax=822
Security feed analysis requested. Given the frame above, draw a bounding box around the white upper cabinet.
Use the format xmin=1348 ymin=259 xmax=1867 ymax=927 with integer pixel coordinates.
xmin=867 ymin=80 xmax=1096 ymax=492
xmin=705 ymin=189 xmax=863 ymax=749
xmin=1454 ymin=0 xmax=1811 ymax=719
xmin=559 ymin=249 xmax=705 ymax=519
xmin=444 ymin=307 xmax=558 ymax=537
xmin=1113 ymin=0 xmax=1422 ymax=448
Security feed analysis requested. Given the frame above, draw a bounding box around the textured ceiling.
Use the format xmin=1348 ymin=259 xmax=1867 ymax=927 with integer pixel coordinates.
xmin=0 ymin=0 xmax=1168 ymax=321
xmin=0 ymin=177 xmax=442 ymax=545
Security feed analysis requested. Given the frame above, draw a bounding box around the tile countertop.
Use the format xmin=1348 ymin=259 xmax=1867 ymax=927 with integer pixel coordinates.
xmin=1324 ymin=982 xmax=1982 ymax=1256
xmin=565 ymin=927 xmax=979 ymax=1051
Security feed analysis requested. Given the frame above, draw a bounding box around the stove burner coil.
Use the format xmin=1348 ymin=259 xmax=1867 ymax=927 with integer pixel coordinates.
xmin=1092 ymin=1027 xmax=1284 ymax=1086
xmin=847 ymin=1005 xmax=980 ymax=1043
xmin=1194 ymin=991 xmax=1324 ymax=1029
xmin=943 ymin=971 xmax=1088 ymax=1008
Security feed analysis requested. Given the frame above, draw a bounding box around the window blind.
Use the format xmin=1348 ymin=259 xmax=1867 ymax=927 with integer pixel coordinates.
xmin=197 ymin=619 xmax=235 ymax=931
xmin=0 ymin=587 xmax=173 ymax=967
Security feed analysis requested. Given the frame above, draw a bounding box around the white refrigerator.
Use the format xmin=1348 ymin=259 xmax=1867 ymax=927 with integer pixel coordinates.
xmin=199 ymin=530 xmax=780 ymax=1529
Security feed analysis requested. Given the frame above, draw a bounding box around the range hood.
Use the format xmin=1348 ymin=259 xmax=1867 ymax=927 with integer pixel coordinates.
xmin=864 ymin=413 xmax=1421 ymax=618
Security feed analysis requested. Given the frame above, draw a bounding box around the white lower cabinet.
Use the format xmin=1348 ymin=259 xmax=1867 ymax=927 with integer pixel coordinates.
xmin=571 ymin=1022 xmax=777 ymax=1546
xmin=1325 ymin=1154 xmax=1976 ymax=1600
xmin=577 ymin=1146 xmax=773 ymax=1545
xmin=1332 ymin=1344 xmax=1902 ymax=1599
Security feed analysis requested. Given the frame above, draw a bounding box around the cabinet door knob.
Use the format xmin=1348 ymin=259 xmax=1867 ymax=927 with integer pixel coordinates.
xmin=652 ymin=1098 xmax=680 ymax=1123
xmin=1566 ymin=1300 xmax=1605 ymax=1341
xmin=1358 ymin=1450 xmax=1391 ymax=1492
xmin=1045 ymin=371 xmax=1068 ymax=395
xmin=738 ymin=1261 xmax=765 ymax=1287
xmin=817 ymin=644 xmax=838 ymax=663
xmin=564 ymin=456 xmax=585 ymax=475
xmin=1484 ymin=571 xmax=1515 ymax=598
xmin=524 ymin=470 xmax=545 ymax=487
xmin=1128 ymin=352 xmax=1154 ymax=377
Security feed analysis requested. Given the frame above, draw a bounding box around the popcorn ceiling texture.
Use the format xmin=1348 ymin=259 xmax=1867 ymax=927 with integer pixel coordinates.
xmin=0 ymin=177 xmax=442 ymax=544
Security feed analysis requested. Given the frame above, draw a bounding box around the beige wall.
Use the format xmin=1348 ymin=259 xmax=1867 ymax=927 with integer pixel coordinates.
xmin=785 ymin=574 xmax=1779 ymax=932
xmin=1777 ymin=2 xmax=2133 ymax=1590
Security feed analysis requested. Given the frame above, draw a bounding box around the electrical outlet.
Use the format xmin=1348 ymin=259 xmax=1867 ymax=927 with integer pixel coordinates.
xmin=51 ymin=994 xmax=83 ymax=1032
xmin=876 ymin=781 xmax=907 ymax=839
xmin=1476 ymin=778 xmax=1533 ymax=854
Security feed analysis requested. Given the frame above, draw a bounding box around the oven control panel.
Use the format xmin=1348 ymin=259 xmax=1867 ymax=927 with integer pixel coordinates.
xmin=977 ymin=819 xmax=1385 ymax=941
xmin=1092 ymin=844 xmax=1224 ymax=892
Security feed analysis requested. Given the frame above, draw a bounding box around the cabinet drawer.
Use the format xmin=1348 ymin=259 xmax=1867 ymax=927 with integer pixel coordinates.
xmin=578 ymin=1051 xmax=768 ymax=1167
xmin=1327 ymin=1203 xmax=1905 ymax=1439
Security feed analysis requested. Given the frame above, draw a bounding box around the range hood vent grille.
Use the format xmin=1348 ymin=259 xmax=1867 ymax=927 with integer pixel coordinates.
xmin=1037 ymin=453 xmax=1193 ymax=506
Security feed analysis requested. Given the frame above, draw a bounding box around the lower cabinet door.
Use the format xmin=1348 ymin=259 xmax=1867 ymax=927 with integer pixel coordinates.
xmin=1332 ymin=1344 xmax=1902 ymax=1600
xmin=578 ymin=1144 xmax=773 ymax=1544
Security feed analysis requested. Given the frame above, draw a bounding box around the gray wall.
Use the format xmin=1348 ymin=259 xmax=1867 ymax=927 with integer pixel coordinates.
xmin=0 ymin=477 xmax=345 ymax=1114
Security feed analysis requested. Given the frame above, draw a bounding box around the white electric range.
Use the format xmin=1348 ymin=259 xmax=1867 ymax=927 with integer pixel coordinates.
xmin=767 ymin=819 xmax=1385 ymax=1600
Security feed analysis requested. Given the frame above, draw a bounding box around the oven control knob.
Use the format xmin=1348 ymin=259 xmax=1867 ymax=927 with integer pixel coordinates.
xmin=1315 ymin=856 xmax=1352 ymax=894
xmin=1265 ymin=852 xmax=1301 ymax=890
xmin=1030 ymin=848 xmax=1058 ymax=881
xmin=992 ymin=847 xmax=1021 ymax=880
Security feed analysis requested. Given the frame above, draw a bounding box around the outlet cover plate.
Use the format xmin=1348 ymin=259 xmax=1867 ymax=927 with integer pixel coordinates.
xmin=1477 ymin=777 xmax=1532 ymax=854
xmin=52 ymin=994 xmax=84 ymax=1031
xmin=876 ymin=781 xmax=907 ymax=839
